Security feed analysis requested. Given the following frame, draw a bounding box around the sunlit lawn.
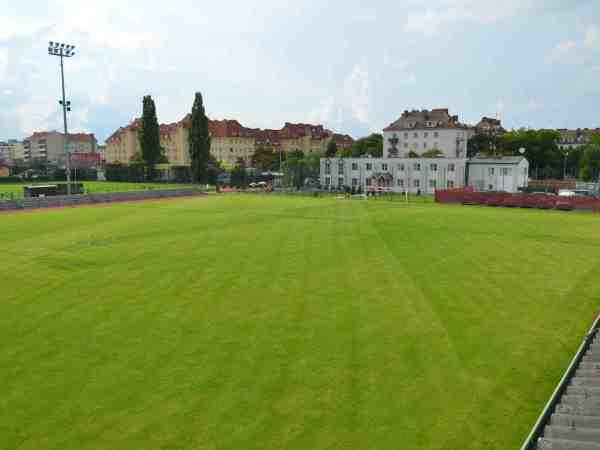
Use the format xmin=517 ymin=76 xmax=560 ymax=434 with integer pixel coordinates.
xmin=1 ymin=195 xmax=599 ymax=449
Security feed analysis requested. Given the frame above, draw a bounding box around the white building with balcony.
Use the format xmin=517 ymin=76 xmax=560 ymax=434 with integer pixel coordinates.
xmin=382 ymin=108 xmax=473 ymax=159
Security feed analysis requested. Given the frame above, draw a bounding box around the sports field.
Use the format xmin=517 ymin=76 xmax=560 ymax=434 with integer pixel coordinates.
xmin=1 ymin=195 xmax=599 ymax=449
xmin=0 ymin=181 xmax=196 ymax=199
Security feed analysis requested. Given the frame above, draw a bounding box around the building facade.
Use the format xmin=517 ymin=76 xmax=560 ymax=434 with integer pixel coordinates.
xmin=320 ymin=157 xmax=468 ymax=194
xmin=467 ymin=156 xmax=529 ymax=193
xmin=23 ymin=132 xmax=97 ymax=165
xmin=382 ymin=109 xmax=473 ymax=159
xmin=556 ymin=129 xmax=600 ymax=151
xmin=320 ymin=156 xmax=528 ymax=194
xmin=105 ymin=117 xmax=353 ymax=169
xmin=0 ymin=140 xmax=25 ymax=163
xmin=475 ymin=117 xmax=506 ymax=137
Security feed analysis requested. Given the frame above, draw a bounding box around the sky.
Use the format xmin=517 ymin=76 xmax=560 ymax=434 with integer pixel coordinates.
xmin=1 ymin=0 xmax=599 ymax=143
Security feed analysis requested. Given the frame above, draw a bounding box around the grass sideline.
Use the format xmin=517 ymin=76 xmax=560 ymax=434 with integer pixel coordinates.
xmin=1 ymin=195 xmax=599 ymax=449
xmin=0 ymin=181 xmax=199 ymax=199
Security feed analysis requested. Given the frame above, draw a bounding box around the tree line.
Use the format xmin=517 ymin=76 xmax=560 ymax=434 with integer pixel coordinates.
xmin=468 ymin=129 xmax=600 ymax=181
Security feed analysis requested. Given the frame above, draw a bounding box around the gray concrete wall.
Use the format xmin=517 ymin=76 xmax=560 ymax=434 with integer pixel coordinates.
xmin=0 ymin=189 xmax=206 ymax=212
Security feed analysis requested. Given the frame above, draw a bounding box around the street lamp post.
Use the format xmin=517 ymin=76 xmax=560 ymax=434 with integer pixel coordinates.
xmin=563 ymin=150 xmax=569 ymax=180
xmin=48 ymin=41 xmax=76 ymax=195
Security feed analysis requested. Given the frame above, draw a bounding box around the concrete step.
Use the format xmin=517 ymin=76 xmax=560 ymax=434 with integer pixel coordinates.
xmin=568 ymin=387 xmax=600 ymax=397
xmin=583 ymin=355 xmax=600 ymax=363
xmin=552 ymin=414 xmax=600 ymax=429
xmin=576 ymin=369 xmax=600 ymax=378
xmin=543 ymin=426 xmax=600 ymax=444
xmin=557 ymin=399 xmax=600 ymax=416
xmin=538 ymin=437 xmax=600 ymax=449
xmin=572 ymin=378 xmax=600 ymax=388
xmin=580 ymin=363 xmax=600 ymax=371
xmin=561 ymin=395 xmax=600 ymax=407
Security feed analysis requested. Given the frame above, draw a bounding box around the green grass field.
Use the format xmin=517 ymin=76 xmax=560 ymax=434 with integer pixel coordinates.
xmin=1 ymin=195 xmax=599 ymax=449
xmin=0 ymin=181 xmax=196 ymax=199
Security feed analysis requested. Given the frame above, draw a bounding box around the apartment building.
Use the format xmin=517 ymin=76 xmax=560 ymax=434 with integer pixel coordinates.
xmin=475 ymin=117 xmax=506 ymax=137
xmin=105 ymin=116 xmax=353 ymax=168
xmin=0 ymin=140 xmax=25 ymax=163
xmin=23 ymin=131 xmax=97 ymax=165
xmin=382 ymin=108 xmax=473 ymax=159
xmin=556 ymin=128 xmax=600 ymax=151
xmin=320 ymin=108 xmax=528 ymax=194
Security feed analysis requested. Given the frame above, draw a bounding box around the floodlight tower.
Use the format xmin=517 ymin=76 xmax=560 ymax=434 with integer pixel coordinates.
xmin=48 ymin=41 xmax=76 ymax=194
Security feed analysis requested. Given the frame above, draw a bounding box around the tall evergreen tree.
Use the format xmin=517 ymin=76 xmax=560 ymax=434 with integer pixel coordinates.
xmin=139 ymin=95 xmax=161 ymax=179
xmin=189 ymin=92 xmax=211 ymax=184
xmin=326 ymin=139 xmax=338 ymax=157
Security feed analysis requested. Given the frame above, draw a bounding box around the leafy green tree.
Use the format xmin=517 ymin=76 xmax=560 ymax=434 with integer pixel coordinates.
xmin=252 ymin=145 xmax=277 ymax=171
xmin=408 ymin=150 xmax=420 ymax=158
xmin=467 ymin=134 xmax=494 ymax=157
xmin=189 ymin=92 xmax=211 ymax=184
xmin=340 ymin=147 xmax=353 ymax=158
xmin=230 ymin=157 xmax=248 ymax=187
xmin=139 ymin=95 xmax=161 ymax=179
xmin=283 ymin=150 xmax=307 ymax=188
xmin=498 ymin=129 xmax=561 ymax=179
xmin=351 ymin=134 xmax=383 ymax=157
xmin=304 ymin=151 xmax=322 ymax=180
xmin=326 ymin=140 xmax=337 ymax=157
xmin=421 ymin=148 xmax=443 ymax=158
xmin=580 ymin=142 xmax=600 ymax=181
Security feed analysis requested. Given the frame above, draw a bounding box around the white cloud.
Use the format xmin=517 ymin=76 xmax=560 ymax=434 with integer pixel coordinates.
xmin=0 ymin=49 xmax=7 ymax=80
xmin=584 ymin=25 xmax=600 ymax=49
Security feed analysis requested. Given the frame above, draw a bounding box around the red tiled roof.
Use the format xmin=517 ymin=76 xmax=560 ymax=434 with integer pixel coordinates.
xmin=26 ymin=131 xmax=96 ymax=142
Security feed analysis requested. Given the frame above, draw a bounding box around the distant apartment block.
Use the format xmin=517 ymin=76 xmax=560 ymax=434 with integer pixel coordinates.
xmin=475 ymin=117 xmax=506 ymax=137
xmin=23 ymin=132 xmax=97 ymax=165
xmin=556 ymin=128 xmax=600 ymax=150
xmin=105 ymin=116 xmax=353 ymax=168
xmin=382 ymin=109 xmax=473 ymax=159
xmin=0 ymin=139 xmax=25 ymax=163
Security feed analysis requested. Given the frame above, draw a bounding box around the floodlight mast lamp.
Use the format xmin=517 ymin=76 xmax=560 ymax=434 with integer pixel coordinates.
xmin=48 ymin=42 xmax=76 ymax=195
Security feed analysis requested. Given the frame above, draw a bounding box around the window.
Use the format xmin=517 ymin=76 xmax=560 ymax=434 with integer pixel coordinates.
xmin=434 ymin=131 xmax=439 ymax=138
xmin=429 ymin=179 xmax=437 ymax=188
xmin=338 ymin=177 xmax=344 ymax=186
xmin=448 ymin=164 xmax=455 ymax=172
xmin=413 ymin=132 xmax=418 ymax=138
xmin=325 ymin=162 xmax=331 ymax=175
xmin=404 ymin=142 xmax=408 ymax=148
xmin=503 ymin=168 xmax=512 ymax=176
xmin=351 ymin=162 xmax=358 ymax=170
xmin=382 ymin=163 xmax=388 ymax=171
xmin=447 ymin=180 xmax=455 ymax=188
xmin=488 ymin=167 xmax=495 ymax=176
xmin=414 ymin=179 xmax=420 ymax=188
xmin=424 ymin=132 xmax=429 ymax=138
xmin=366 ymin=163 xmax=372 ymax=171
xmin=404 ymin=132 xmax=408 ymax=138
xmin=430 ymin=163 xmax=437 ymax=171
xmin=398 ymin=163 xmax=405 ymax=171
xmin=414 ymin=163 xmax=421 ymax=171
xmin=366 ymin=178 xmax=372 ymax=186
xmin=325 ymin=177 xmax=331 ymax=185
xmin=338 ymin=162 xmax=344 ymax=175
xmin=352 ymin=178 xmax=358 ymax=186
xmin=424 ymin=142 xmax=428 ymax=149
xmin=434 ymin=142 xmax=439 ymax=148
xmin=397 ymin=179 xmax=404 ymax=187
